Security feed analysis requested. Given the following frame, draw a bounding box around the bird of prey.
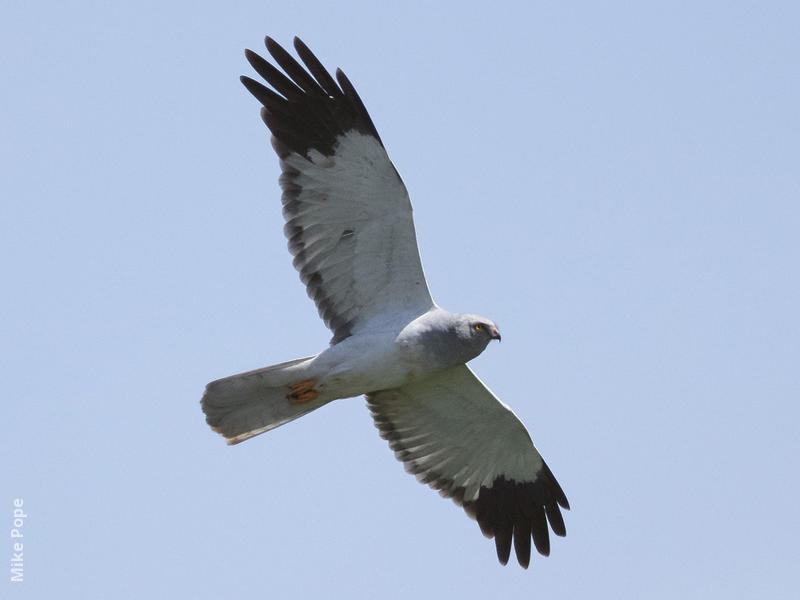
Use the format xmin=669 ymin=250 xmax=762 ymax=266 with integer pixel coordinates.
xmin=202 ymin=36 xmax=569 ymax=568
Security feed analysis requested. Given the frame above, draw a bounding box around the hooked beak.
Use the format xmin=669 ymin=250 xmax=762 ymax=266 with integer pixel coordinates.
xmin=490 ymin=326 xmax=501 ymax=342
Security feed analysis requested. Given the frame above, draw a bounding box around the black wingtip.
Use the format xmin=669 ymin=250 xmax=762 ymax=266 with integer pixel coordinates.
xmin=495 ymin=533 xmax=512 ymax=566
xmin=241 ymin=35 xmax=385 ymax=158
xmin=469 ymin=474 xmax=568 ymax=567
xmin=514 ymin=524 xmax=532 ymax=568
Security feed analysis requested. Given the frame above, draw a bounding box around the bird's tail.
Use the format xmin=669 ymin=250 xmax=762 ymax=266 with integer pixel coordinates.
xmin=201 ymin=355 xmax=332 ymax=445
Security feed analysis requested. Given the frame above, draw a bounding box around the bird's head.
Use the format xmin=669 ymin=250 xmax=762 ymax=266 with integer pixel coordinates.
xmin=458 ymin=314 xmax=501 ymax=359
xmin=423 ymin=313 xmax=501 ymax=368
xmin=467 ymin=317 xmax=501 ymax=343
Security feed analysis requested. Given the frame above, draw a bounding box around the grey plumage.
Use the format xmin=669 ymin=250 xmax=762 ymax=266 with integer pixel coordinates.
xmin=202 ymin=36 xmax=569 ymax=568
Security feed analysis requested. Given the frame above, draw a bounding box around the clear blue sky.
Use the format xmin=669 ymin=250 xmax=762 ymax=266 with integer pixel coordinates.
xmin=4 ymin=1 xmax=799 ymax=598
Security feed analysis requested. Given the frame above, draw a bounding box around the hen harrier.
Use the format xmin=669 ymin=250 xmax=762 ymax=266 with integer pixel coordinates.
xmin=202 ymin=37 xmax=569 ymax=568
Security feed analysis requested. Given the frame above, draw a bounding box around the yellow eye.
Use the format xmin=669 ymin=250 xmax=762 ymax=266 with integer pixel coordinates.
xmin=473 ymin=324 xmax=483 ymax=331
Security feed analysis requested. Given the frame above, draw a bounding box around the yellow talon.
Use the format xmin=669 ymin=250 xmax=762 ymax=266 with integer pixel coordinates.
xmin=287 ymin=379 xmax=320 ymax=404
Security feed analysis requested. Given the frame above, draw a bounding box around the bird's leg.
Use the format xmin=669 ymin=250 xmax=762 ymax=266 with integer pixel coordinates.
xmin=287 ymin=378 xmax=320 ymax=404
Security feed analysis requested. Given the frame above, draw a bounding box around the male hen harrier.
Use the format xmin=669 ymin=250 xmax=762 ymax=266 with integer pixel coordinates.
xmin=202 ymin=37 xmax=569 ymax=568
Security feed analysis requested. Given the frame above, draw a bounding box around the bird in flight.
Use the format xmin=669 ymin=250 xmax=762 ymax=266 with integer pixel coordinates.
xmin=202 ymin=36 xmax=569 ymax=568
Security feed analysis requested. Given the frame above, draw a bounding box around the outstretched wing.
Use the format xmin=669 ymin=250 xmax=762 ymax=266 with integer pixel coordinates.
xmin=367 ymin=365 xmax=569 ymax=568
xmin=241 ymin=37 xmax=434 ymax=344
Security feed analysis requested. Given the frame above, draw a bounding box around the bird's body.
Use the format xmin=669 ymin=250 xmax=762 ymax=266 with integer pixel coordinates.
xmin=202 ymin=36 xmax=569 ymax=568
xmin=205 ymin=308 xmax=498 ymax=441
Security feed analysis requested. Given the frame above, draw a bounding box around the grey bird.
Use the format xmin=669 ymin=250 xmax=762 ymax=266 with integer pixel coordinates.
xmin=202 ymin=36 xmax=569 ymax=568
